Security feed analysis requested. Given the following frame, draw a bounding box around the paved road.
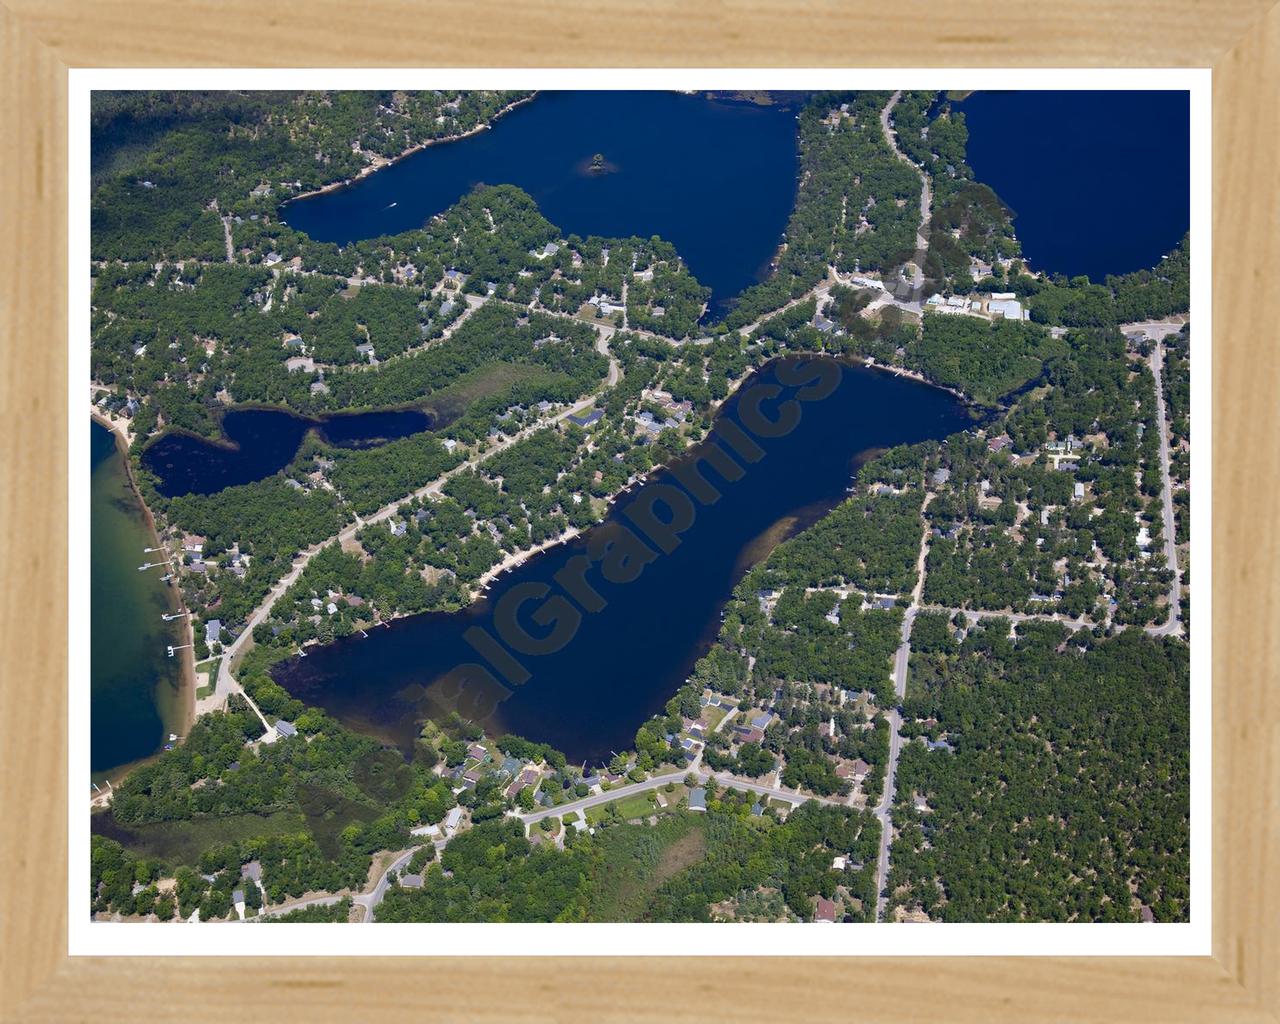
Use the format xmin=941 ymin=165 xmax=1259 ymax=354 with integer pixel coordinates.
xmin=211 ymin=329 xmax=621 ymax=712
xmin=922 ymin=604 xmax=1094 ymax=633
xmin=873 ymin=491 xmax=932 ymax=922
xmin=880 ymin=91 xmax=933 ymax=305
xmin=253 ymin=835 xmax=452 ymax=923
xmin=517 ymin=769 xmax=693 ymax=825
xmin=516 ymin=759 xmax=844 ymax=828
xmin=357 ymin=837 xmax=451 ymax=922
xmin=1146 ymin=339 xmax=1185 ymax=637
xmin=347 ymin=292 xmax=487 ymax=372
xmin=1119 ymin=318 xmax=1188 ymax=340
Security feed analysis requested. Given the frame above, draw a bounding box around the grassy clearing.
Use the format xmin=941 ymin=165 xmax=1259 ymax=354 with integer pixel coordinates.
xmin=91 ymin=809 xmax=307 ymax=867
xmin=586 ymin=813 xmax=707 ymax=922
xmin=425 ymin=364 xmax=569 ymax=425
xmin=585 ymin=790 xmax=662 ymax=824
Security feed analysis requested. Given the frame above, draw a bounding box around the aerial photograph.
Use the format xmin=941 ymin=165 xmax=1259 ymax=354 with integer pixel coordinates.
xmin=88 ymin=88 xmax=1192 ymax=926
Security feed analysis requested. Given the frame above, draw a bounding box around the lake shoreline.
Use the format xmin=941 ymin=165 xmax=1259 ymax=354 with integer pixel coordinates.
xmin=312 ymin=350 xmax=983 ymax=639
xmin=282 ymin=94 xmax=539 ymax=207
xmin=274 ymin=350 xmax=975 ymax=762
xmin=90 ymin=411 xmax=196 ymax=780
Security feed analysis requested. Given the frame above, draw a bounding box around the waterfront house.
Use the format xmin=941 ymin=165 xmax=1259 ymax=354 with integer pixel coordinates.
xmin=499 ymin=756 xmax=522 ymax=777
xmin=275 ymin=720 xmax=297 ymax=738
xmin=204 ymin=619 xmax=222 ymax=645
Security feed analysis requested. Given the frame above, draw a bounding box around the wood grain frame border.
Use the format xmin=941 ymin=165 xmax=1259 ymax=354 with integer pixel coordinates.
xmin=1 ymin=4 xmax=1276 ymax=1020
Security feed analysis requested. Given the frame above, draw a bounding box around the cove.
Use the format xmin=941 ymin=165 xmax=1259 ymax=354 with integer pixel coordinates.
xmin=142 ymin=407 xmax=433 ymax=498
xmin=957 ymin=90 xmax=1189 ymax=281
xmin=280 ymin=91 xmax=801 ymax=310
xmin=91 ymin=419 xmax=188 ymax=776
xmin=274 ymin=357 xmax=971 ymax=765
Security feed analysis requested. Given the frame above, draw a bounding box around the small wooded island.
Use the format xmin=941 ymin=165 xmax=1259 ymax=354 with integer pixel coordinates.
xmin=88 ymin=88 xmax=1191 ymax=927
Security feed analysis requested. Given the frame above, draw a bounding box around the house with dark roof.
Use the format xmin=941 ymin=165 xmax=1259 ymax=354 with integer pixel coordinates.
xmin=567 ymin=409 xmax=604 ymax=428
xmin=814 ymin=896 xmax=838 ymax=923
xmin=688 ymin=787 xmax=707 ymax=812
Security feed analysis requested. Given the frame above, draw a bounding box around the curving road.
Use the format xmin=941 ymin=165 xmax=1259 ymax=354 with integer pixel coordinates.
xmin=880 ymin=91 xmax=933 ymax=305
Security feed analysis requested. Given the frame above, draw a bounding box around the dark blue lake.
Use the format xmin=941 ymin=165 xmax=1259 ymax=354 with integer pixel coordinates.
xmin=281 ymin=91 xmax=802 ymax=309
xmin=275 ymin=357 xmax=972 ymax=765
xmin=958 ymin=90 xmax=1190 ymax=281
xmin=142 ymin=407 xmax=433 ymax=497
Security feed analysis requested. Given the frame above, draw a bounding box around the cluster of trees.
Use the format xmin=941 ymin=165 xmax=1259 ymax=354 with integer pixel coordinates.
xmin=819 ymin=286 xmax=917 ymax=365
xmin=887 ymin=91 xmax=1022 ymax=292
xmin=1004 ymin=235 xmax=1191 ymax=326
xmin=910 ymin=325 xmax=1177 ymax=626
xmin=375 ymin=801 xmax=880 ymax=923
xmin=1163 ymin=330 xmax=1191 ymax=546
xmin=93 ymin=698 xmax=461 ymax=917
xmin=92 ymin=192 xmax=608 ymax=453
xmin=91 ymin=835 xmax=176 ymax=920
xmin=751 ymin=592 xmax=902 ymax=704
xmin=909 ymin=313 xmax=1067 ymax=405
xmin=328 ymin=431 xmax=461 ymax=516
xmin=764 ymin=490 xmax=927 ymax=594
xmin=725 ymin=92 xmax=922 ymax=329
xmin=890 ymin=623 xmax=1189 ymax=922
xmin=160 ymin=476 xmax=346 ymax=624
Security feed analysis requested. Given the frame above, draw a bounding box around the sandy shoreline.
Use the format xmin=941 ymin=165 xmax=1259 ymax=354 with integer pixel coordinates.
xmin=91 ymin=408 xmax=197 ymax=742
xmin=284 ymin=94 xmax=538 ymax=206
xmin=470 ymin=525 xmax=584 ymax=597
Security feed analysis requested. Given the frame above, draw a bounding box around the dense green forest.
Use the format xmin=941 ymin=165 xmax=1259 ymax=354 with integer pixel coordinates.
xmin=376 ymin=800 xmax=880 ymax=923
xmin=890 ymin=624 xmax=1189 ymax=922
xmin=909 ymin=314 xmax=1067 ymax=404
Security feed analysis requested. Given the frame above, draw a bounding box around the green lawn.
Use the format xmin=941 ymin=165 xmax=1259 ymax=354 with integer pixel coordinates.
xmin=586 ymin=790 xmax=662 ymax=824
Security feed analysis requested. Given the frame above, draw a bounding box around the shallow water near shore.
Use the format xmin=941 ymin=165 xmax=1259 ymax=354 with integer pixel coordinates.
xmin=274 ymin=356 xmax=972 ymax=764
xmin=91 ymin=419 xmax=189 ymax=776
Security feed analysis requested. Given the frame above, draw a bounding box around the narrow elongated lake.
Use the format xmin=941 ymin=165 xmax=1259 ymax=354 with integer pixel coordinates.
xmin=281 ymin=91 xmax=802 ymax=309
xmin=275 ymin=357 xmax=971 ymax=764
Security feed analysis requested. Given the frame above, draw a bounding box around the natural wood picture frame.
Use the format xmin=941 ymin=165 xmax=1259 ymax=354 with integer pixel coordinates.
xmin=1 ymin=2 xmax=1276 ymax=1019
